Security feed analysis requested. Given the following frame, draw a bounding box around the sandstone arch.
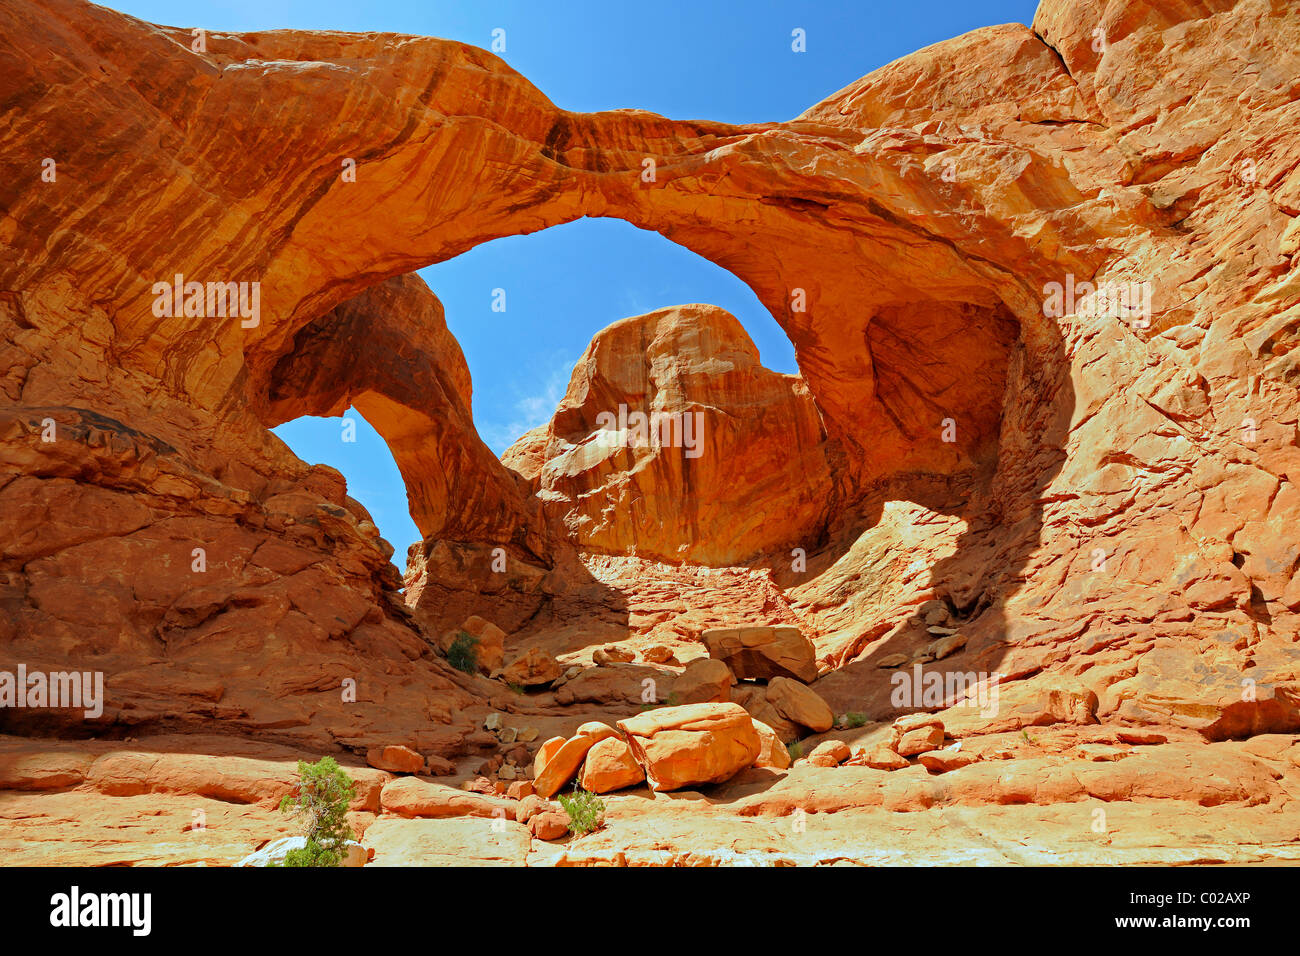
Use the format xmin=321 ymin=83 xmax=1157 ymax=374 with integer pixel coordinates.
xmin=4 ymin=0 xmax=1098 ymax=509
xmin=3 ymin=0 xmax=1298 ymax=748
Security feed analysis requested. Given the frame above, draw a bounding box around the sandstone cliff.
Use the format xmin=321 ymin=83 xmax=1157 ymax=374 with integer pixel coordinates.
xmin=503 ymin=304 xmax=835 ymax=565
xmin=1 ymin=0 xmax=1299 ymax=865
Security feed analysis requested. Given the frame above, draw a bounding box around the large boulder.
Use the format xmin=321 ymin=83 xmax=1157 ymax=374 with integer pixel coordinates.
xmin=897 ymin=725 xmax=946 ymax=757
xmin=750 ymin=718 xmax=792 ymax=770
xmin=533 ymin=723 xmax=617 ymax=798
xmin=365 ymin=744 xmax=424 ymax=775
xmin=531 ymin=737 xmax=566 ymax=779
xmin=766 ymin=677 xmax=835 ymax=733
xmin=702 ymin=626 xmax=818 ymax=683
xmin=580 ymin=736 xmax=646 ymax=794
xmin=500 ymin=646 xmax=562 ymax=687
xmin=528 ymin=811 xmax=570 ymax=841
xmin=617 ymin=703 xmax=761 ymax=792
xmin=731 ymin=683 xmax=803 ymax=744
xmin=593 ymin=645 xmax=635 ymax=665
xmin=438 ymin=615 xmax=506 ymax=675
xmin=674 ymin=657 xmax=735 ymax=704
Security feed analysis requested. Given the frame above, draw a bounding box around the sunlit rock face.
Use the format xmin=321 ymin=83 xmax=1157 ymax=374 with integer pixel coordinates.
xmin=1 ymin=0 xmax=1298 ymax=820
xmin=258 ymin=273 xmax=547 ymax=557
xmin=503 ymin=304 xmax=836 ymax=565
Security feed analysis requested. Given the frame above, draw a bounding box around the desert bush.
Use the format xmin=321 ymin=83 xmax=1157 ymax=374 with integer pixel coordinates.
xmin=277 ymin=756 xmax=356 ymax=867
xmin=557 ymin=783 xmax=606 ymax=837
xmin=446 ymin=631 xmax=480 ymax=674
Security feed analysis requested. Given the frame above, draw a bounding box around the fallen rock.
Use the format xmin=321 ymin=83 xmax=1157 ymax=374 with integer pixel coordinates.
xmin=808 ymin=740 xmax=851 ymax=767
xmin=617 ymin=703 xmax=761 ymax=792
xmin=515 ymin=794 xmax=549 ymax=824
xmin=533 ymin=723 xmax=618 ymax=798
xmin=642 ymin=645 xmax=676 ymax=664
xmin=674 ymin=658 xmax=735 ymax=704
xmin=919 ymin=601 xmax=949 ymax=626
xmin=593 ymin=645 xmax=635 ymax=665
xmin=766 ymin=677 xmax=835 ymax=733
xmin=439 ymin=615 xmax=506 ymax=674
xmin=891 ymin=713 xmax=945 ymax=738
xmin=897 ymin=725 xmax=946 ymax=756
xmin=501 ymin=647 xmax=562 ymax=687
xmin=702 ymin=626 xmax=818 ymax=683
xmin=918 ymin=748 xmax=976 ymax=773
xmin=751 ymin=718 xmax=792 ymax=770
xmin=506 ymin=780 xmax=536 ymax=801
xmin=532 ymin=737 xmax=566 ymax=779
xmin=529 ymin=810 xmax=570 ymax=841
xmin=580 ymin=736 xmax=646 ymax=794
xmin=929 ymin=633 xmax=967 ymax=660
xmin=731 ymin=684 xmax=803 ymax=743
xmin=858 ymin=746 xmax=911 ymax=771
xmin=365 ymin=745 xmax=424 ymax=775
xmin=460 ymin=775 xmax=496 ymax=795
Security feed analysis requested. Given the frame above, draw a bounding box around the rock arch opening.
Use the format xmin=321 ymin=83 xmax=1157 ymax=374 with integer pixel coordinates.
xmin=271 ymin=410 xmax=418 ymax=571
xmin=417 ymin=216 xmax=799 ymax=456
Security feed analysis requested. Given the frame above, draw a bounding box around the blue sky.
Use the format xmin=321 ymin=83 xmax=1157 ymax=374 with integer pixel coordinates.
xmin=111 ymin=0 xmax=1040 ymax=561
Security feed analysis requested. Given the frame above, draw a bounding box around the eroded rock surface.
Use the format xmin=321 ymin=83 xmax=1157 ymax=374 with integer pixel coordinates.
xmin=1 ymin=0 xmax=1299 ymax=865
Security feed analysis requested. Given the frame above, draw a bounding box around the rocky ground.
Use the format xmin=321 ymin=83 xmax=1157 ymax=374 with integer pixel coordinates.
xmin=4 ymin=717 xmax=1300 ymax=865
xmin=1 ymin=0 xmax=1298 ymax=864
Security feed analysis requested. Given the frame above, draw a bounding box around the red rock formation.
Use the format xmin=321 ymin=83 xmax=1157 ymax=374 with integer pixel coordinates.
xmin=1 ymin=0 xmax=1299 ymax=865
xmin=502 ymin=304 xmax=834 ymax=564
xmin=259 ymin=273 xmax=546 ymax=556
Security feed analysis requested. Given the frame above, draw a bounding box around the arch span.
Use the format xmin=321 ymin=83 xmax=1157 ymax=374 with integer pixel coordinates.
xmin=6 ymin=0 xmax=1113 ymax=517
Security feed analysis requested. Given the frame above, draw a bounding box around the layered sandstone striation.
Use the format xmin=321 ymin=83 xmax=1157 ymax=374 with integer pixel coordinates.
xmin=0 ymin=0 xmax=1298 ymax=864
xmin=502 ymin=305 xmax=834 ymax=565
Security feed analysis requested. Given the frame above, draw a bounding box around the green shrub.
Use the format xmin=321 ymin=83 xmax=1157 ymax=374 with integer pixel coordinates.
xmin=557 ymin=783 xmax=606 ymax=837
xmin=638 ymin=691 xmax=683 ymax=712
xmin=843 ymin=712 xmax=868 ymax=729
xmin=281 ymin=840 xmax=343 ymax=867
xmin=787 ymin=740 xmax=804 ymax=761
xmin=446 ymin=631 xmax=480 ymax=674
xmin=277 ymin=756 xmax=356 ymax=867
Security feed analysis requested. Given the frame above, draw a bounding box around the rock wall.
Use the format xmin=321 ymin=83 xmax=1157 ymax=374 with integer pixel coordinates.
xmin=0 ymin=0 xmax=1298 ymax=749
xmin=502 ymin=304 xmax=835 ymax=565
